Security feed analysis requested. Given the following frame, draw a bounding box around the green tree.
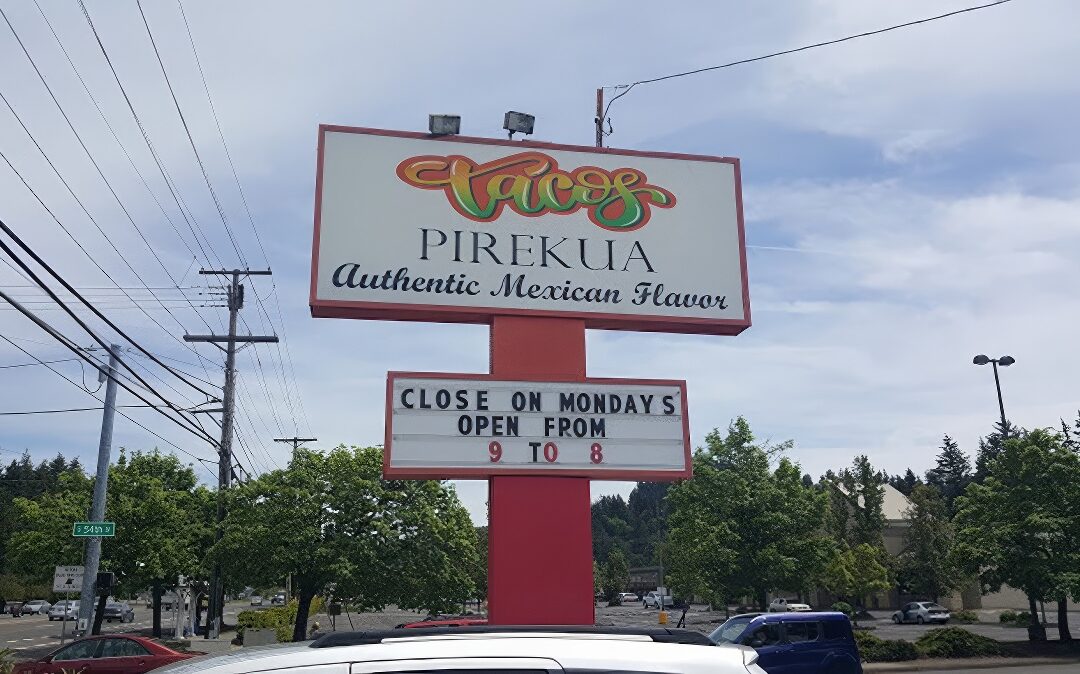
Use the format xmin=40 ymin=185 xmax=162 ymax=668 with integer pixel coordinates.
xmin=471 ymin=526 xmax=488 ymax=603
xmin=601 ymin=548 xmax=630 ymax=603
xmin=974 ymin=420 xmax=1022 ymax=481
xmin=667 ymin=418 xmax=831 ymax=610
xmin=888 ymin=468 xmax=921 ymax=497
xmin=897 ymin=485 xmax=961 ymax=601
xmin=212 ymin=445 xmax=478 ymax=641
xmin=102 ymin=450 xmax=215 ymax=598
xmin=6 ymin=472 xmax=92 ymax=582
xmin=924 ymin=435 xmax=971 ymax=515
xmin=822 ymin=543 xmax=890 ymax=624
xmin=954 ymin=428 xmax=1080 ymax=641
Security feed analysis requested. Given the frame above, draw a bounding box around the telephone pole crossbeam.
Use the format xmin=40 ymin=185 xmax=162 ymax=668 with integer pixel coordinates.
xmin=185 ymin=269 xmax=277 ymax=639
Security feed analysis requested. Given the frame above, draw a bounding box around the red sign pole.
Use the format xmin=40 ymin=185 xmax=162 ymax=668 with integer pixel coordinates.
xmin=487 ymin=315 xmax=595 ymax=625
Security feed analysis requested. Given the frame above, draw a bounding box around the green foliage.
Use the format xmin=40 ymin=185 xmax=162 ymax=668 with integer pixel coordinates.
xmin=0 ymin=451 xmax=84 ymax=574
xmin=1013 ymin=610 xmax=1032 ymax=626
xmin=212 ymin=446 xmax=478 ymax=641
xmin=236 ymin=598 xmax=325 ymax=643
xmin=0 ymin=647 xmax=15 ymax=674
xmin=0 ymin=574 xmax=51 ymax=601
xmin=954 ymin=429 xmax=1080 ymax=614
xmin=953 ymin=610 xmax=979 ymax=623
xmin=999 ymin=610 xmax=1018 ymax=623
xmin=830 ymin=456 xmax=887 ymax=549
xmin=101 ymin=450 xmax=214 ymax=595
xmin=471 ymin=526 xmax=488 ymax=600
xmin=600 ymin=548 xmax=629 ymax=601
xmin=853 ymin=631 xmax=918 ymax=662
xmin=888 ymin=469 xmax=921 ymax=497
xmin=915 ymin=627 xmax=1002 ymax=658
xmin=898 ymin=485 xmax=962 ymax=602
xmin=831 ymin=601 xmax=853 ymax=617
xmin=924 ymin=435 xmax=972 ymax=515
xmin=667 ymin=418 xmax=832 ymax=609
xmin=6 ymin=471 xmax=91 ymax=581
xmin=824 ymin=544 xmax=890 ymax=612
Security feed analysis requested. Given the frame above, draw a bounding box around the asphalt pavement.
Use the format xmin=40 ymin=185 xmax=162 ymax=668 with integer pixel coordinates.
xmin=0 ymin=601 xmax=250 ymax=661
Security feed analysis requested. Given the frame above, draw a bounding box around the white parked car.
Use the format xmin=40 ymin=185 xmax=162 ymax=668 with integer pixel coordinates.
xmin=20 ymin=600 xmax=52 ymax=615
xmin=892 ymin=601 xmax=951 ymax=624
xmin=618 ymin=592 xmax=639 ymax=604
xmin=154 ymin=626 xmax=767 ymax=674
xmin=47 ymin=600 xmax=78 ymax=621
xmin=643 ymin=591 xmax=674 ymax=609
xmin=767 ymin=598 xmax=812 ymax=612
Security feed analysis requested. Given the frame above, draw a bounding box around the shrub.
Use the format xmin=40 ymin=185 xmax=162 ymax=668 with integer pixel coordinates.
xmin=953 ymin=610 xmax=979 ymax=623
xmin=999 ymin=610 xmax=1017 ymax=623
xmin=915 ymin=627 xmax=1002 ymax=658
xmin=1013 ymin=611 xmax=1032 ymax=625
xmin=853 ymin=631 xmax=918 ymax=662
xmin=831 ymin=601 xmax=854 ymax=617
xmin=1 ymin=647 xmax=15 ymax=674
xmin=237 ymin=597 xmax=326 ymax=643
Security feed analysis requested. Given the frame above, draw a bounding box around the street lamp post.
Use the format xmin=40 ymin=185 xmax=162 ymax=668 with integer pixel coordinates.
xmin=972 ymin=354 xmax=1015 ymax=436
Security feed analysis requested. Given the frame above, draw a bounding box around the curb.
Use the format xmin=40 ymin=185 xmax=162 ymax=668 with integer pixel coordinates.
xmin=864 ymin=656 xmax=1080 ymax=671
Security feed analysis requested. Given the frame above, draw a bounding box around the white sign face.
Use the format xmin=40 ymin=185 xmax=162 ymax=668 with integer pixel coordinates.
xmin=312 ymin=127 xmax=749 ymax=335
xmin=53 ymin=565 xmax=84 ymax=593
xmin=385 ymin=374 xmax=690 ymax=480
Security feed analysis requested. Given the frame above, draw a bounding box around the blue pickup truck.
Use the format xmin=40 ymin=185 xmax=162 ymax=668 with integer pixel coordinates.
xmin=710 ymin=611 xmax=863 ymax=674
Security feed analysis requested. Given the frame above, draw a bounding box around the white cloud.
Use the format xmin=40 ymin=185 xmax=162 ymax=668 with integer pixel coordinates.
xmin=2 ymin=0 xmax=1080 ymax=524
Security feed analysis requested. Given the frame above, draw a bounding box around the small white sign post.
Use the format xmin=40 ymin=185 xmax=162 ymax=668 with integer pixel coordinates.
xmin=53 ymin=566 xmax=83 ymax=645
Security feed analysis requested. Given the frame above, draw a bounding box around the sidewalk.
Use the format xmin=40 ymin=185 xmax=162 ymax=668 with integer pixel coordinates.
xmin=864 ymin=656 xmax=1080 ymax=671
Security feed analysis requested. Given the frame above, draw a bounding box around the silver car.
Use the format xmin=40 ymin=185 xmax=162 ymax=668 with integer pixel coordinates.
xmin=892 ymin=601 xmax=951 ymax=624
xmin=20 ymin=599 xmax=52 ymax=615
xmin=47 ymin=600 xmax=78 ymax=621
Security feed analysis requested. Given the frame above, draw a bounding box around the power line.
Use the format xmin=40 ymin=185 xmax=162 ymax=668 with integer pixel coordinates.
xmin=134 ymin=0 xmax=247 ymax=268
xmin=0 ymin=358 xmax=79 ymax=370
xmin=0 ymin=219 xmax=219 ymax=399
xmin=0 ymin=284 xmax=219 ymax=447
xmin=600 ymin=0 xmax=1016 ymax=130
xmin=140 ymin=1 xmax=305 ymax=437
xmin=0 ymin=335 xmax=218 ymax=477
xmin=1 ymin=405 xmax=164 ymax=416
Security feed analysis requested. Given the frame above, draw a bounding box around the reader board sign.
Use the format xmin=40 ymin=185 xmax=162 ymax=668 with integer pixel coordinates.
xmin=311 ymin=126 xmax=749 ymax=336
xmin=384 ymin=372 xmax=691 ymax=480
xmin=53 ymin=565 xmax=84 ymax=593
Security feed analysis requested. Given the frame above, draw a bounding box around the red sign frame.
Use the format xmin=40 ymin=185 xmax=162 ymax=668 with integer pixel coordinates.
xmin=384 ymin=370 xmax=692 ymax=481
xmin=310 ymin=125 xmax=751 ymax=336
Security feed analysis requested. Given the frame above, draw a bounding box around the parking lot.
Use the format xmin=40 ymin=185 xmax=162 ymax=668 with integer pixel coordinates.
xmin=594 ymin=602 xmax=1080 ymax=643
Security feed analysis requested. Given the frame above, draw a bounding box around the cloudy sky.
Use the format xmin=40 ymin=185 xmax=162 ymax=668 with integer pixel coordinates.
xmin=1 ymin=0 xmax=1078 ymax=522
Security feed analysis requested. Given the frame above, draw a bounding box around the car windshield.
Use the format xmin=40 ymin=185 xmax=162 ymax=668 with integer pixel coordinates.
xmin=709 ymin=616 xmax=755 ymax=644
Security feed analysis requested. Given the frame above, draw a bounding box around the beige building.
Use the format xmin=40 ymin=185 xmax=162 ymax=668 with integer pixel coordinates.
xmin=824 ymin=483 xmax=1028 ymax=611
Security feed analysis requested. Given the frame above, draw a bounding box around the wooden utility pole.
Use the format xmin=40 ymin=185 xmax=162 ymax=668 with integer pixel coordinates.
xmin=184 ymin=269 xmax=277 ymax=638
xmin=274 ymin=436 xmax=317 ymax=459
xmin=595 ymin=88 xmax=604 ymax=147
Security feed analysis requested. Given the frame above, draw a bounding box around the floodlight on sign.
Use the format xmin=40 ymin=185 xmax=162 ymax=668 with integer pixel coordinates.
xmin=428 ymin=114 xmax=461 ymax=136
xmin=503 ymin=110 xmax=535 ymax=138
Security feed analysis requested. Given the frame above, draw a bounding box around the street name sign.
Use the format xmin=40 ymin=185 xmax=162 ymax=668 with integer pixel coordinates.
xmin=311 ymin=127 xmax=749 ymax=336
xmin=72 ymin=521 xmax=115 ymax=537
xmin=53 ymin=565 xmax=84 ymax=593
xmin=385 ymin=372 xmax=690 ymax=480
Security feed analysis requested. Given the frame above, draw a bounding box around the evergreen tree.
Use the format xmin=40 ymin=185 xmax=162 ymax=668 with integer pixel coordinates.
xmin=888 ymin=468 xmax=921 ymax=496
xmin=925 ymin=435 xmax=972 ymax=515
xmin=898 ymin=485 xmax=961 ymax=601
xmin=975 ymin=420 xmax=1022 ymax=481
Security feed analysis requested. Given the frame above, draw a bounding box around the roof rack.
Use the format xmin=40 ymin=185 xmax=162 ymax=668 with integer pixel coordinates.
xmin=310 ymin=625 xmax=715 ymax=648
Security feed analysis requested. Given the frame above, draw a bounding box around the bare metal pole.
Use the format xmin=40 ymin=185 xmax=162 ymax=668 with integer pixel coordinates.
xmin=76 ymin=344 xmax=120 ymax=633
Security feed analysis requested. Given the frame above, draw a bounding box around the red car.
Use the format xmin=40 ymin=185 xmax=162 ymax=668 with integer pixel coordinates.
xmin=398 ymin=617 xmax=488 ymax=628
xmin=13 ymin=634 xmax=197 ymax=674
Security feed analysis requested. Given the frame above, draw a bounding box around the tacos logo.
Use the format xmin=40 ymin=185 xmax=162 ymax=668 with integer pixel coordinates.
xmin=396 ymin=151 xmax=676 ymax=231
